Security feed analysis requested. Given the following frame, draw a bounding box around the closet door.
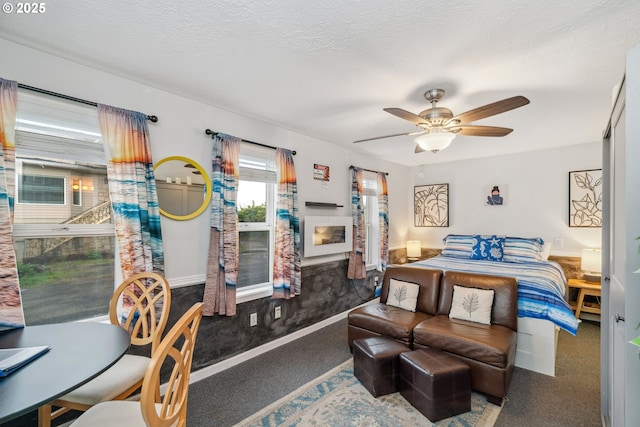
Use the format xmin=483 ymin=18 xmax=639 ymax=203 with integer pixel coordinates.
xmin=603 ymin=79 xmax=626 ymax=426
xmin=604 ymin=42 xmax=640 ymax=427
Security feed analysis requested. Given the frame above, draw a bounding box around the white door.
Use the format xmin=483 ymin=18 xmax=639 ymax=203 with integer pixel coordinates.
xmin=605 ymin=91 xmax=626 ymax=425
xmin=604 ymin=42 xmax=640 ymax=427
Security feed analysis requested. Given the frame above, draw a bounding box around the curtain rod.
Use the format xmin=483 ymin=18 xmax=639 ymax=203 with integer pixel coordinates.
xmin=205 ymin=129 xmax=296 ymax=155
xmin=17 ymin=83 xmax=159 ymax=122
xmin=350 ymin=165 xmax=389 ymax=176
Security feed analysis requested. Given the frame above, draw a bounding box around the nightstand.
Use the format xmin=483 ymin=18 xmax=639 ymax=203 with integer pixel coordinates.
xmin=567 ymin=278 xmax=601 ymax=318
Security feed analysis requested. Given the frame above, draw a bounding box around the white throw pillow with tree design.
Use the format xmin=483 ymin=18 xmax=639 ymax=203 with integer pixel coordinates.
xmin=449 ymin=285 xmax=495 ymax=325
xmin=386 ymin=278 xmax=420 ymax=312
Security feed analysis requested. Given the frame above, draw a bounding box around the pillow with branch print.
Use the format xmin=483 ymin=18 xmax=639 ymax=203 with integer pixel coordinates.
xmin=386 ymin=278 xmax=420 ymax=312
xmin=449 ymin=285 xmax=495 ymax=325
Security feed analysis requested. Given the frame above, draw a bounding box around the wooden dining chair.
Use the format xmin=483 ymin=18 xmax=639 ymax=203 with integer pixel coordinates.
xmin=69 ymin=302 xmax=204 ymax=427
xmin=38 ymin=271 xmax=172 ymax=427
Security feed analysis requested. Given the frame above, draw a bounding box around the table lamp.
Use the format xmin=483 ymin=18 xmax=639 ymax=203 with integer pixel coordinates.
xmin=581 ymin=248 xmax=602 ymax=283
xmin=407 ymin=240 xmax=421 ymax=261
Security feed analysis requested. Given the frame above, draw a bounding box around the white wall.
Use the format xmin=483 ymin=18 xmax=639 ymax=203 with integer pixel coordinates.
xmin=0 ymin=38 xmax=409 ymax=283
xmin=408 ymin=142 xmax=602 ymax=256
xmin=2 ymin=37 xmax=600 ymax=283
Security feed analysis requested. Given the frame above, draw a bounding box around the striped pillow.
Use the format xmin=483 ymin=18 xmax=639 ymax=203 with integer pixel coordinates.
xmin=503 ymin=237 xmax=544 ymax=263
xmin=440 ymin=234 xmax=474 ymax=259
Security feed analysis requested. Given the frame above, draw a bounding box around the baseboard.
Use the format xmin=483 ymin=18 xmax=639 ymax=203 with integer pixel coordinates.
xmin=189 ymin=299 xmax=379 ymax=384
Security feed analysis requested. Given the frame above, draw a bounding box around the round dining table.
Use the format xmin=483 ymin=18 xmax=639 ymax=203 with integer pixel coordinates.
xmin=0 ymin=322 xmax=130 ymax=423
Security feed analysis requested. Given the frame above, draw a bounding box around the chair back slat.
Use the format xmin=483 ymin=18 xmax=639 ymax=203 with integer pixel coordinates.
xmin=141 ymin=302 xmax=204 ymax=427
xmin=109 ymin=271 xmax=172 ymax=354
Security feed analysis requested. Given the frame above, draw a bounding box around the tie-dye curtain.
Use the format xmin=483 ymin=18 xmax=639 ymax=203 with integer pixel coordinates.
xmin=203 ymin=133 xmax=240 ymax=316
xmin=377 ymin=172 xmax=389 ymax=271
xmin=98 ymin=104 xmax=164 ymax=279
xmin=347 ymin=167 xmax=366 ymax=280
xmin=273 ymin=148 xmax=300 ymax=299
xmin=0 ymin=78 xmax=25 ymax=330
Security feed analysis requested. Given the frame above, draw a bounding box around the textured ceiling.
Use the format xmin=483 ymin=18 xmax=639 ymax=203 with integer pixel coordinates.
xmin=1 ymin=0 xmax=639 ymax=166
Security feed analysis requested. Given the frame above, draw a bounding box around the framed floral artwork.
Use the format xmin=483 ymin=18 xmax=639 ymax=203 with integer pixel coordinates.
xmin=569 ymin=169 xmax=602 ymax=227
xmin=414 ymin=184 xmax=449 ymax=227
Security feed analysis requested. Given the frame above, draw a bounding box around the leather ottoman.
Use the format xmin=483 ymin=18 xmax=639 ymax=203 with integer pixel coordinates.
xmin=352 ymin=336 xmax=410 ymax=397
xmin=399 ymin=348 xmax=471 ymax=422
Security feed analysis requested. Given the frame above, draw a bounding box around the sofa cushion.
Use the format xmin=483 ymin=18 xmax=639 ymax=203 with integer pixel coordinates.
xmin=412 ymin=316 xmax=517 ymax=369
xmin=449 ymin=285 xmax=494 ymax=325
xmin=386 ymin=279 xmax=420 ymax=312
xmin=348 ymin=303 xmax=432 ymax=344
xmin=438 ymin=271 xmax=518 ymax=331
xmin=380 ymin=266 xmax=442 ymax=315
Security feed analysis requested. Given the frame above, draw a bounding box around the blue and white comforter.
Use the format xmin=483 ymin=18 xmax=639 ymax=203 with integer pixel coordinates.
xmin=412 ymin=256 xmax=579 ymax=335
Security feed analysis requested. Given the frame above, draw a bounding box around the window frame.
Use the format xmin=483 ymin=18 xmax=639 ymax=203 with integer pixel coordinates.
xmin=362 ymin=171 xmax=380 ymax=270
xmin=17 ymin=173 xmax=67 ymax=205
xmin=12 ymin=91 xmax=117 ymax=324
xmin=235 ymin=145 xmax=276 ymax=303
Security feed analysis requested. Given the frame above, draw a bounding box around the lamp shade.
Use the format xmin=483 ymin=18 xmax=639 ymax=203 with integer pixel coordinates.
xmin=581 ymin=248 xmax=602 ymax=274
xmin=407 ymin=240 xmax=421 ymax=258
xmin=415 ymin=129 xmax=456 ymax=153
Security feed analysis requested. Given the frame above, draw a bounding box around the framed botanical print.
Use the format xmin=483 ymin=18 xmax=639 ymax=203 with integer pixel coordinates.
xmin=414 ymin=184 xmax=449 ymax=227
xmin=569 ymin=169 xmax=602 ymax=227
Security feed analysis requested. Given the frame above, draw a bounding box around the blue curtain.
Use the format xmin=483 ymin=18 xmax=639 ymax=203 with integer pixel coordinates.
xmin=347 ymin=167 xmax=366 ymax=279
xmin=203 ymin=133 xmax=240 ymax=316
xmin=98 ymin=104 xmax=164 ymax=278
xmin=0 ymin=77 xmax=25 ymax=330
xmin=272 ymin=148 xmax=300 ymax=299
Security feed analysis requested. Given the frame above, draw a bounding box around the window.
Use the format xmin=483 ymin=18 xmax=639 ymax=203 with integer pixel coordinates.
xmin=72 ymin=178 xmax=82 ymax=206
xmin=236 ymin=145 xmax=276 ymax=302
xmin=12 ymin=91 xmax=115 ymax=325
xmin=18 ymin=174 xmax=66 ymax=204
xmin=362 ymin=171 xmax=380 ymax=268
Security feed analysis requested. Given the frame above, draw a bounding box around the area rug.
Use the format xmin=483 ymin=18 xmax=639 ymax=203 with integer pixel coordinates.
xmin=234 ymin=359 xmax=501 ymax=427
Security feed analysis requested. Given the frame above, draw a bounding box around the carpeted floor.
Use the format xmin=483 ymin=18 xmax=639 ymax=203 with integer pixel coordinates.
xmin=496 ymin=319 xmax=601 ymax=426
xmin=3 ymin=317 xmax=600 ymax=426
xmin=185 ymin=317 xmax=601 ymax=427
xmin=234 ymin=359 xmax=501 ymax=427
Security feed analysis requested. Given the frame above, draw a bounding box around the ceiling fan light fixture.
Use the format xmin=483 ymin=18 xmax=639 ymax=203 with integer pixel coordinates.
xmin=415 ymin=129 xmax=456 ymax=153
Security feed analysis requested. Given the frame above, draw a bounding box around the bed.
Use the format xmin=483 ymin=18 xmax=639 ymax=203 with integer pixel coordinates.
xmin=411 ymin=235 xmax=580 ymax=376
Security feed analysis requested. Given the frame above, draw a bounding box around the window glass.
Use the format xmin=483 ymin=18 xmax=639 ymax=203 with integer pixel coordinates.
xmin=236 ymin=146 xmax=275 ymax=294
xmin=18 ymin=174 xmax=65 ymax=204
xmin=13 ymin=91 xmax=115 ymax=325
xmin=362 ymin=172 xmax=380 ymax=267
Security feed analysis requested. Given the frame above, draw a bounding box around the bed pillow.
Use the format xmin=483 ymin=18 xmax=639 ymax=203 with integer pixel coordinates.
xmin=449 ymin=285 xmax=495 ymax=325
xmin=440 ymin=234 xmax=475 ymax=259
xmin=540 ymin=241 xmax=551 ymax=260
xmin=470 ymin=235 xmax=504 ymax=261
xmin=386 ymin=278 xmax=420 ymax=312
xmin=503 ymin=236 xmax=544 ymax=263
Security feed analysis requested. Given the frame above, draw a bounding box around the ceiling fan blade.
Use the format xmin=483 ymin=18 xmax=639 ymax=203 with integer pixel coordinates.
xmin=353 ymin=130 xmax=423 ymax=143
xmin=383 ymin=108 xmax=428 ymax=126
xmin=450 ymin=96 xmax=529 ymax=125
xmin=450 ymin=125 xmax=514 ymax=137
xmin=415 ymin=144 xmax=426 ymax=153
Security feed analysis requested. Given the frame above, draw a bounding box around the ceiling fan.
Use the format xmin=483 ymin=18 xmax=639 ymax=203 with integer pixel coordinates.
xmin=354 ymin=89 xmax=530 ymax=153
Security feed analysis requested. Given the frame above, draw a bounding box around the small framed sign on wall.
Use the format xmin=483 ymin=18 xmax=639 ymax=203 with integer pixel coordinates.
xmin=569 ymin=169 xmax=602 ymax=227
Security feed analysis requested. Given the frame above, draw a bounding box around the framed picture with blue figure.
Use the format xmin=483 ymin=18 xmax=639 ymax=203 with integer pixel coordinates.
xmin=484 ymin=184 xmax=507 ymax=206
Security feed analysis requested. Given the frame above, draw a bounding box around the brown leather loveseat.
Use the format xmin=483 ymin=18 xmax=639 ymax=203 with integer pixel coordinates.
xmin=347 ymin=265 xmax=518 ymax=405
